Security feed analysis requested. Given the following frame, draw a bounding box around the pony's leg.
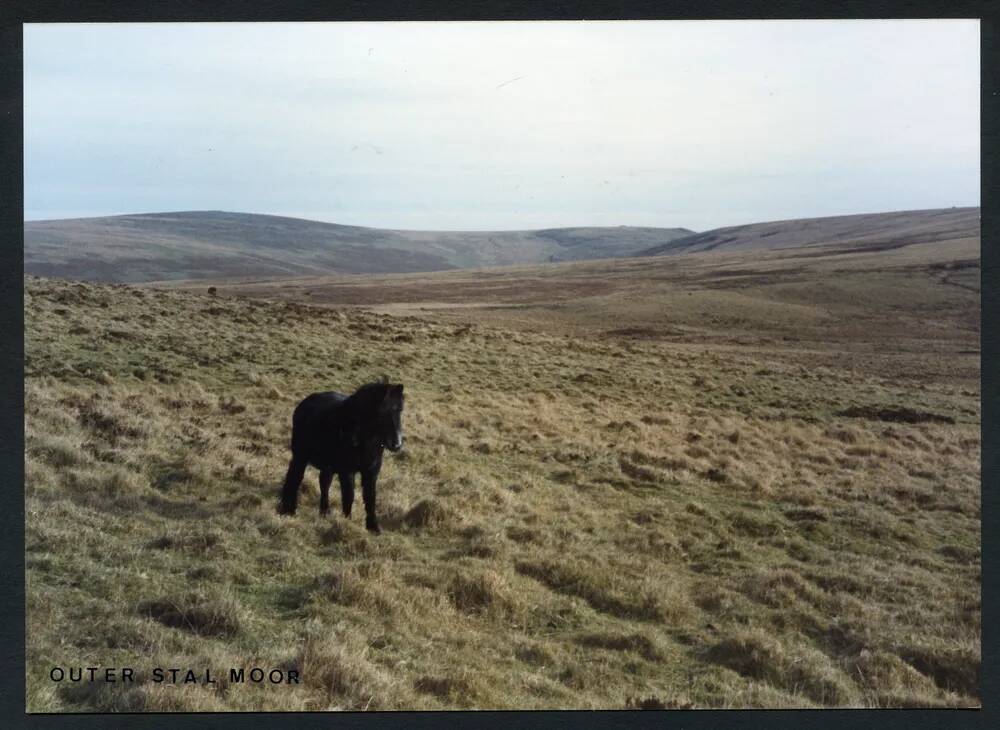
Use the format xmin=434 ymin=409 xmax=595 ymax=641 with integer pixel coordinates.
xmin=361 ymin=469 xmax=380 ymax=534
xmin=338 ymin=472 xmax=355 ymax=518
xmin=318 ymin=470 xmax=333 ymax=516
xmin=278 ymin=456 xmax=307 ymax=515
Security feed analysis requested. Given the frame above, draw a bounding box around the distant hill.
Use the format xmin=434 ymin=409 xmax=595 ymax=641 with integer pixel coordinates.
xmin=23 ymin=211 xmax=694 ymax=283
xmin=637 ymin=207 xmax=980 ymax=257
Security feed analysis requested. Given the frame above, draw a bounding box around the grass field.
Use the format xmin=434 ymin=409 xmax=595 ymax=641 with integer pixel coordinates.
xmin=24 ymin=230 xmax=980 ymax=710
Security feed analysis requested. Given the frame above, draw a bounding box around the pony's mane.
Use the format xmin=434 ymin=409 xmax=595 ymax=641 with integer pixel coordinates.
xmin=352 ymin=381 xmax=392 ymax=399
xmin=345 ymin=382 xmax=402 ymax=412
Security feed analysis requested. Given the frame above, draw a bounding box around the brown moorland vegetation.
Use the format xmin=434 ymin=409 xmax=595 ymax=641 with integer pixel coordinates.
xmin=25 ymin=220 xmax=979 ymax=710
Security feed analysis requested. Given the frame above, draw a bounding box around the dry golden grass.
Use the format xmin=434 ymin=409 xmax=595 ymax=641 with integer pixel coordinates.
xmin=24 ymin=257 xmax=980 ymax=711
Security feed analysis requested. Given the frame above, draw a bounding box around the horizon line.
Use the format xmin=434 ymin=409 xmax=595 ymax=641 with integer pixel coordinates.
xmin=22 ymin=204 xmax=981 ymax=235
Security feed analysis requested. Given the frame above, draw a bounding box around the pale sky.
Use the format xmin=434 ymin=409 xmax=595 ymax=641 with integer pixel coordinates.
xmin=24 ymin=20 xmax=979 ymax=231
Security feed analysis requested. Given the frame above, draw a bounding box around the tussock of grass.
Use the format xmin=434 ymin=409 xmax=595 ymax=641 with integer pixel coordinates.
xmin=515 ymin=641 xmax=560 ymax=667
xmin=63 ymin=463 xmax=150 ymax=504
xmin=575 ymin=631 xmax=665 ymax=661
xmin=851 ymin=650 xmax=943 ymax=706
xmin=515 ymin=558 xmax=694 ymax=624
xmin=895 ymin=642 xmax=980 ymax=698
xmin=455 ymin=525 xmax=509 ymax=559
xmin=137 ymin=590 xmax=244 ymax=637
xmin=56 ymin=678 xmax=150 ymax=712
xmin=77 ymin=399 xmax=151 ymax=443
xmin=727 ymin=511 xmax=783 ymax=539
xmin=447 ymin=567 xmax=521 ymax=618
xmin=402 ymin=498 xmax=458 ymax=530
xmin=30 ymin=433 xmax=87 ymax=468
xmin=707 ymin=629 xmax=857 ymax=706
xmin=320 ymin=564 xmax=392 ymax=613
xmin=133 ymin=684 xmax=230 ymax=713
xmin=289 ymin=627 xmax=405 ymax=710
xmin=147 ymin=527 xmax=230 ymax=554
xmin=740 ymin=568 xmax=826 ymax=610
xmin=413 ymin=675 xmax=473 ymax=702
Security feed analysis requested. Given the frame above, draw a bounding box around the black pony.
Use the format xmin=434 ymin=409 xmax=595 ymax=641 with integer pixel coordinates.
xmin=277 ymin=382 xmax=405 ymax=533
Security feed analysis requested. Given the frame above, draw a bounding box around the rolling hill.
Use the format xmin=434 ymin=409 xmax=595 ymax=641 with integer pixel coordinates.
xmin=637 ymin=207 xmax=979 ymax=257
xmin=23 ymin=211 xmax=694 ymax=283
xmin=24 ymin=207 xmax=979 ymax=285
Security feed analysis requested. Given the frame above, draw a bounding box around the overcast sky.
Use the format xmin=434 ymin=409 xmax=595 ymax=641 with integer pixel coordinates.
xmin=24 ymin=20 xmax=979 ymax=231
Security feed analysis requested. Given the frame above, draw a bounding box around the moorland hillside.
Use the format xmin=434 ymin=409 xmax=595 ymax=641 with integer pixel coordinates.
xmin=25 ymin=234 xmax=980 ymax=709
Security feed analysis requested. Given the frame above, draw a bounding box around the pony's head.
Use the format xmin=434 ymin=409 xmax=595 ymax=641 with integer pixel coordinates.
xmin=376 ymin=383 xmax=405 ymax=452
xmin=353 ymin=380 xmax=405 ymax=451
xmin=353 ymin=381 xmax=404 ymax=452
